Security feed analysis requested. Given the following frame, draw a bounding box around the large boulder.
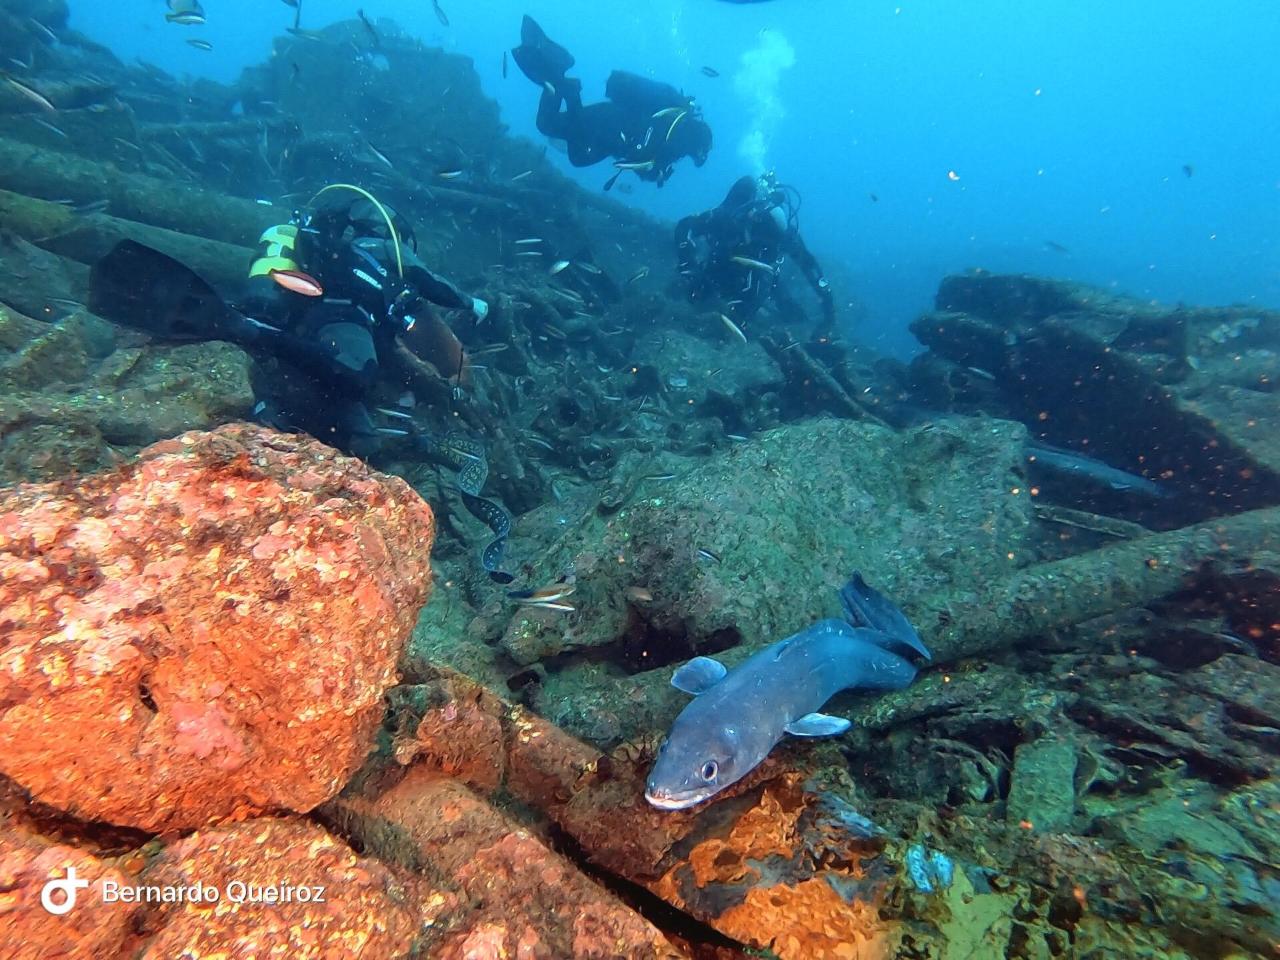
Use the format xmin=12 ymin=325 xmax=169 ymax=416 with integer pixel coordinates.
xmin=0 ymin=424 xmax=434 ymax=831
xmin=499 ymin=416 xmax=1031 ymax=671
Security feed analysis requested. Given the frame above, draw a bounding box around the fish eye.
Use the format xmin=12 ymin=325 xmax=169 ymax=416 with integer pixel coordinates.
xmin=700 ymin=760 xmax=718 ymax=782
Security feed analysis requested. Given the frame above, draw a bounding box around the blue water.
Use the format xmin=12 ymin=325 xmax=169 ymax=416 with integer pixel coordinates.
xmin=70 ymin=0 xmax=1280 ymax=355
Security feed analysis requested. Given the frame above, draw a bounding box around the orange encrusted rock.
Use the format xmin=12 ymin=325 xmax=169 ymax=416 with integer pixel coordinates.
xmin=135 ymin=817 xmax=422 ymax=960
xmin=0 ymin=820 xmax=139 ymax=960
xmin=326 ymin=767 xmax=682 ymax=959
xmin=0 ymin=423 xmax=434 ymax=832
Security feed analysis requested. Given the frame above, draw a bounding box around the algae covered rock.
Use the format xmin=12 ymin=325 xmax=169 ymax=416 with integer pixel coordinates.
xmin=499 ymin=415 xmax=1031 ymax=671
xmin=1005 ymin=736 xmax=1077 ymax=833
xmin=0 ymin=424 xmax=435 ymax=832
xmin=0 ymin=304 xmax=254 ymax=484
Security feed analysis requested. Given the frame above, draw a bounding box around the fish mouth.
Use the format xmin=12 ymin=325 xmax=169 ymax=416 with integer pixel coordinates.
xmin=644 ymin=788 xmax=710 ymax=811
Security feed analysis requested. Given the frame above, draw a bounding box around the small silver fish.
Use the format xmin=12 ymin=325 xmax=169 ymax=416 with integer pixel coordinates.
xmin=525 ymin=600 xmax=575 ymax=613
xmin=70 ymin=199 xmax=109 ymax=217
xmin=4 ymin=75 xmax=55 ymax=112
xmin=30 ymin=116 xmax=66 ymax=138
xmin=719 ymin=313 xmax=748 ymax=344
xmin=627 ymin=267 xmax=650 ymax=285
xmin=525 ymin=435 xmax=556 ymax=452
xmin=549 ymin=260 xmax=570 ymax=275
xmin=27 ymin=17 xmax=59 ymax=42
xmin=510 ymin=583 xmax=575 ymax=605
xmin=511 ymin=169 xmax=533 ymax=181
xmin=366 ymin=142 xmax=394 ymax=168
xmin=731 ymin=255 xmax=777 ymax=274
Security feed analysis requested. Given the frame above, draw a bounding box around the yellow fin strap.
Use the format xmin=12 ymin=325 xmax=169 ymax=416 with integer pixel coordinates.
xmin=248 ymin=255 xmax=299 ymax=279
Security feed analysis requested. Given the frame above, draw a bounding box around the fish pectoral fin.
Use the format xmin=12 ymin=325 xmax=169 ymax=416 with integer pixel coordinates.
xmin=670 ymin=656 xmax=728 ymax=695
xmin=784 ymin=713 xmax=851 ymax=737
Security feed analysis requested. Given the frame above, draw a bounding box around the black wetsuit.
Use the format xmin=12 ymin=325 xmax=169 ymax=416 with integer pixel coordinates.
xmin=675 ymin=175 xmax=835 ymax=329
xmin=513 ymin=16 xmax=711 ymax=186
xmin=243 ymin=236 xmax=472 ymax=447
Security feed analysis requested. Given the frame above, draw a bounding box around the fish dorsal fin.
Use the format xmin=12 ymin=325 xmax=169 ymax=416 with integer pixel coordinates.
xmin=784 ymin=713 xmax=851 ymax=737
xmin=671 ymin=656 xmax=727 ymax=695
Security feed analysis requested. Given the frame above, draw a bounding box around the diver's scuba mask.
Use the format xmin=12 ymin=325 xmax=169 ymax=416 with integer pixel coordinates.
xmin=756 ymin=171 xmax=799 ymax=234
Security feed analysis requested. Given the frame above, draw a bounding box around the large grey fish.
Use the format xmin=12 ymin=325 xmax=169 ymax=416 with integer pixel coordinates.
xmin=1025 ymin=443 xmax=1171 ymax=500
xmin=646 ymin=576 xmax=929 ymax=810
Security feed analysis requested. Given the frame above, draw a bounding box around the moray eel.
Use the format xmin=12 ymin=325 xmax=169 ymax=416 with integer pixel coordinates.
xmin=646 ymin=574 xmax=929 ymax=810
xmin=418 ymin=431 xmax=513 ymax=583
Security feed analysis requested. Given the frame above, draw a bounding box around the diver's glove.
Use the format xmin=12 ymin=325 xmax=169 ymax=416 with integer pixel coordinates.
xmin=387 ymin=282 xmax=425 ymax=332
xmin=471 ymin=297 xmax=489 ymax=322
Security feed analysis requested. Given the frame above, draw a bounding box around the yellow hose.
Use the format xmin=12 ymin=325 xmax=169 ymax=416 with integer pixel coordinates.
xmin=309 ymin=183 xmax=404 ymax=278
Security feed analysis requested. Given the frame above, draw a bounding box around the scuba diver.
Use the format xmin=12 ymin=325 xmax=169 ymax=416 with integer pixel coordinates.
xmin=675 ymin=173 xmax=836 ymax=336
xmin=511 ymin=15 xmax=712 ymax=189
xmin=88 ymin=185 xmax=515 ymax=582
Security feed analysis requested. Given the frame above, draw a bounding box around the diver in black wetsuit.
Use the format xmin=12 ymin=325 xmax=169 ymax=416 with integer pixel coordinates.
xmin=240 ymin=195 xmax=489 ymax=444
xmin=89 ymin=192 xmax=488 ymax=451
xmin=511 ymin=15 xmax=712 ymax=188
xmin=675 ymin=173 xmax=836 ymax=334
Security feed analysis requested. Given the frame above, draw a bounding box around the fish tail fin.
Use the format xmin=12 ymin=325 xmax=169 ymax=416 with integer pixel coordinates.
xmin=838 ymin=572 xmax=932 ymax=661
xmin=837 ymin=571 xmax=870 ymax=628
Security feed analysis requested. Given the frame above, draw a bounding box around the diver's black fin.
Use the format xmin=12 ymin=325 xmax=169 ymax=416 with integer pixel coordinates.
xmin=511 ymin=15 xmax=574 ymax=85
xmin=89 ymin=240 xmax=252 ymax=344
